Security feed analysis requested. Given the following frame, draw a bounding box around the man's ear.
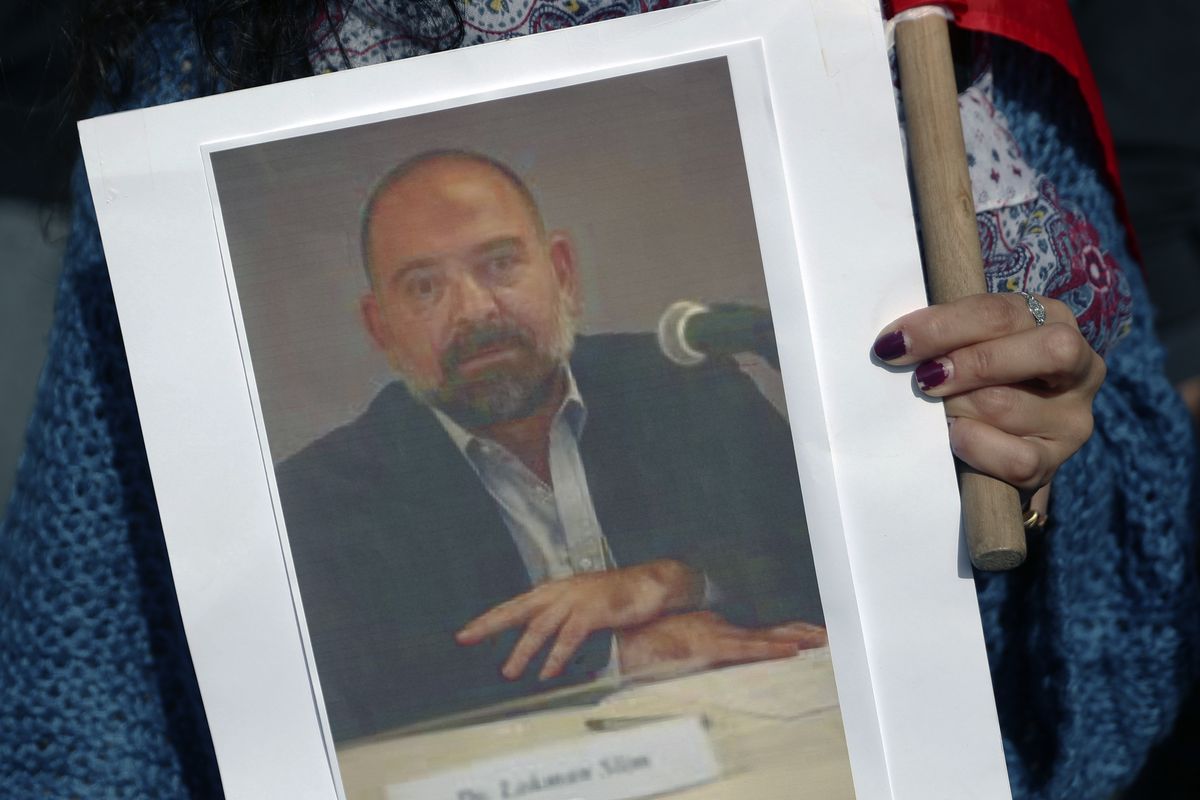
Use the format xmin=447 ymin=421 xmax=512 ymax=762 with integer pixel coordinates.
xmin=548 ymin=231 xmax=582 ymax=317
xmin=361 ymin=291 xmax=390 ymax=351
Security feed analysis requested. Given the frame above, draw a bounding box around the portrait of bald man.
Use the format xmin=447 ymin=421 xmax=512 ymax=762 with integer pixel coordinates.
xmin=274 ymin=150 xmax=825 ymax=743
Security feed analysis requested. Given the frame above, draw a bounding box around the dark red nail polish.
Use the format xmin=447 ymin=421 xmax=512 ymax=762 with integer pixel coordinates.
xmin=873 ymin=330 xmax=907 ymax=361
xmin=915 ymin=359 xmax=949 ymax=390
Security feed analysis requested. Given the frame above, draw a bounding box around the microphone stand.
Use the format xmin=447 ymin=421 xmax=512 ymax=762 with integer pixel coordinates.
xmin=894 ymin=9 xmax=1027 ymax=571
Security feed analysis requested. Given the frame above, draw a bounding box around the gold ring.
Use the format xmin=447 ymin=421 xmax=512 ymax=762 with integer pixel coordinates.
xmin=1022 ymin=507 xmax=1048 ymax=533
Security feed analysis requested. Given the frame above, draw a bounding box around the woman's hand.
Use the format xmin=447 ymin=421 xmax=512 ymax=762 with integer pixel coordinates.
xmin=872 ymin=292 xmax=1105 ymax=493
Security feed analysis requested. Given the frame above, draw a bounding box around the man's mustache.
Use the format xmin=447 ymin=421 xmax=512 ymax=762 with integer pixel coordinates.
xmin=442 ymin=322 xmax=537 ymax=376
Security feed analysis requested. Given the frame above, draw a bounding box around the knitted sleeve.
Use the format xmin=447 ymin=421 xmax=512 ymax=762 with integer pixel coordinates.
xmin=0 ymin=18 xmax=225 ymax=799
xmin=974 ymin=40 xmax=1200 ymax=800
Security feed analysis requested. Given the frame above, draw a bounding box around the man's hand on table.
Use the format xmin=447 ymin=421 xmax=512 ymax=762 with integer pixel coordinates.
xmin=617 ymin=611 xmax=828 ymax=679
xmin=456 ymin=558 xmax=704 ymax=681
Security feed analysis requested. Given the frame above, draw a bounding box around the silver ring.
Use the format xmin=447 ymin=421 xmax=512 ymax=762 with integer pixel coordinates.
xmin=1018 ymin=291 xmax=1046 ymax=327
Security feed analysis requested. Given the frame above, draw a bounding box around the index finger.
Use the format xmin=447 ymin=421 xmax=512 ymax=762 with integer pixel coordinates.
xmin=714 ymin=635 xmax=800 ymax=666
xmin=872 ymin=292 xmax=1073 ymax=365
xmin=457 ymin=593 xmax=537 ymax=644
xmin=763 ymin=622 xmax=829 ymax=648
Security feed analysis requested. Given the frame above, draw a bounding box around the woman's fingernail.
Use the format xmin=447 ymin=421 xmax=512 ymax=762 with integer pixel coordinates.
xmin=873 ymin=330 xmax=907 ymax=361
xmin=915 ymin=359 xmax=951 ymax=390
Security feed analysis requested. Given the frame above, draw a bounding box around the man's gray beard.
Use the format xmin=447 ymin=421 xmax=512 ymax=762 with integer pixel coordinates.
xmin=400 ymin=301 xmax=577 ymax=429
xmin=428 ymin=364 xmax=563 ymax=430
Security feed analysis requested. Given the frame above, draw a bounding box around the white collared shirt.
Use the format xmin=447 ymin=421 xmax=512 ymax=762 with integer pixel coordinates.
xmin=431 ymin=367 xmax=612 ymax=586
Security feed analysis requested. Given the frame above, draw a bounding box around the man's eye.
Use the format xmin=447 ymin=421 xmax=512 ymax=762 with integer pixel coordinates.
xmin=403 ymin=272 xmax=442 ymax=304
xmin=486 ymin=255 xmax=517 ymax=278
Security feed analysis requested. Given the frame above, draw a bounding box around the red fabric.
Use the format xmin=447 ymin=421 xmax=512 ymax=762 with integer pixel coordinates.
xmin=887 ymin=0 xmax=1140 ymax=262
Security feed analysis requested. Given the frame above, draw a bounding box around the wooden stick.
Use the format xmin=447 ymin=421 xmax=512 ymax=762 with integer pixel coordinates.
xmin=894 ymin=12 xmax=1027 ymax=571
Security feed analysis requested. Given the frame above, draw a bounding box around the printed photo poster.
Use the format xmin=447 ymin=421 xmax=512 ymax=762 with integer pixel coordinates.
xmin=208 ymin=56 xmax=854 ymax=798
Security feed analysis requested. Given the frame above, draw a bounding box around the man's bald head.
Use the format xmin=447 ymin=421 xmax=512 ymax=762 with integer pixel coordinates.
xmin=356 ymin=148 xmax=581 ymax=430
xmin=360 ymin=150 xmax=546 ymax=286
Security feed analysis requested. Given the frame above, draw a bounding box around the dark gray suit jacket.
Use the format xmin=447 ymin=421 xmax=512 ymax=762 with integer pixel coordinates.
xmin=276 ymin=333 xmax=821 ymax=742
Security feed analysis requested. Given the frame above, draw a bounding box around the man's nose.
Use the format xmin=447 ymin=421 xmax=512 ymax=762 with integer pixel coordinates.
xmin=450 ymin=271 xmax=500 ymax=323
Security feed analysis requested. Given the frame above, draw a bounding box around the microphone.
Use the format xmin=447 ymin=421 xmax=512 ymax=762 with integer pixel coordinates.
xmin=656 ymin=300 xmax=779 ymax=370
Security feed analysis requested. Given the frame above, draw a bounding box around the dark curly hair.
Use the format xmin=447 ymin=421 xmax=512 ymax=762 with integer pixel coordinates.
xmin=70 ymin=0 xmax=464 ymax=112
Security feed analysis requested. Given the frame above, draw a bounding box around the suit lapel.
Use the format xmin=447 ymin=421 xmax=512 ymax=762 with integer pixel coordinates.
xmin=370 ymin=384 xmax=532 ymax=615
xmin=573 ymin=336 xmax=680 ymax=568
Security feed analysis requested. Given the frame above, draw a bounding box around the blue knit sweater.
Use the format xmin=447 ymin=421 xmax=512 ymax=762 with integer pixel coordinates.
xmin=0 ymin=16 xmax=1195 ymax=800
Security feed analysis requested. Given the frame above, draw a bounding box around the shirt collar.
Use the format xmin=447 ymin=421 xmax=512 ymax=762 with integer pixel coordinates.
xmin=431 ymin=365 xmax=587 ymax=459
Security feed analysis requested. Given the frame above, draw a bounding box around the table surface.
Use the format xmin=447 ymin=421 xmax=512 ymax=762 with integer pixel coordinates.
xmin=335 ymin=647 xmax=856 ymax=799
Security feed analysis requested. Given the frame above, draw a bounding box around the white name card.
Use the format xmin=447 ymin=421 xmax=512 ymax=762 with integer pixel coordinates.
xmin=385 ymin=716 xmax=720 ymax=800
